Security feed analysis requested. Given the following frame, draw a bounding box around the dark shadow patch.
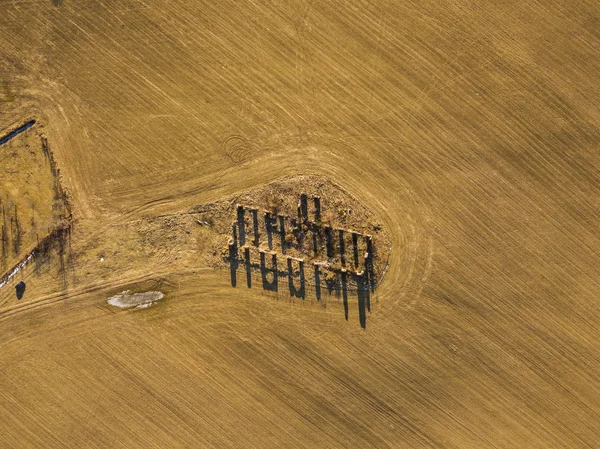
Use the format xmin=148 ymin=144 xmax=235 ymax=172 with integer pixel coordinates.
xmin=287 ymin=258 xmax=305 ymax=299
xmin=314 ymin=264 xmax=321 ymax=301
xmin=355 ymin=273 xmax=370 ymax=329
xmin=341 ymin=270 xmax=349 ymax=321
xmin=260 ymin=251 xmax=278 ymax=292
xmin=244 ymin=247 xmax=252 ymax=288
xmin=352 ymin=232 xmax=359 ymax=267
xmin=15 ymin=280 xmax=25 ymax=299
xmin=251 ymin=209 xmax=260 ymax=246
xmin=0 ymin=120 xmax=35 ymax=146
xmin=229 ymin=241 xmax=238 ymax=287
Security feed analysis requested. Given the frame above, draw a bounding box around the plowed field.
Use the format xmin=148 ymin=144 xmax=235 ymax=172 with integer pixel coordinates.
xmin=1 ymin=1 xmax=599 ymax=447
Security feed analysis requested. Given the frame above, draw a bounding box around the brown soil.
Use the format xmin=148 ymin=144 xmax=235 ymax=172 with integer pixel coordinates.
xmin=1 ymin=1 xmax=599 ymax=448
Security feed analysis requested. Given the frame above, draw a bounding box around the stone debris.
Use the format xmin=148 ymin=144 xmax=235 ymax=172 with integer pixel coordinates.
xmin=107 ymin=290 xmax=164 ymax=309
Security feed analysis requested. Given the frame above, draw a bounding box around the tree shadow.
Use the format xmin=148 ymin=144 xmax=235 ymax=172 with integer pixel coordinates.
xmin=15 ymin=280 xmax=25 ymax=299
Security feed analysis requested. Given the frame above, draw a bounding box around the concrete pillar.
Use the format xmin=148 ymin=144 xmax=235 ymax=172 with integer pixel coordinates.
xmin=264 ymin=212 xmax=273 ymax=250
xmin=236 ymin=204 xmax=245 ymax=246
xmin=250 ymin=208 xmax=259 ymax=246
xmin=338 ymin=229 xmax=345 ymax=266
xmin=278 ymin=215 xmax=286 ymax=254
xmin=352 ymin=232 xmax=359 ymax=267
xmin=313 ymin=196 xmax=321 ymax=222
xmin=286 ymin=257 xmax=305 ymax=299
xmin=365 ymin=235 xmax=373 ymax=257
xmin=228 ymin=239 xmax=238 ymax=258
xmin=259 ymin=250 xmax=278 ymax=292
xmin=244 ymin=246 xmax=252 ymax=288
xmin=314 ymin=263 xmax=321 ymax=301
xmin=228 ymin=239 xmax=238 ymax=287
xmin=299 ymin=193 xmax=308 ymax=221
xmin=365 ymin=236 xmax=375 ymax=291
xmin=231 ymin=221 xmax=239 ymax=247
xmin=364 ymin=251 xmax=376 ymax=291
xmin=289 ymin=217 xmax=303 ymax=249
xmin=325 ymin=226 xmax=334 ymax=258
xmin=299 ymin=259 xmax=305 ymax=285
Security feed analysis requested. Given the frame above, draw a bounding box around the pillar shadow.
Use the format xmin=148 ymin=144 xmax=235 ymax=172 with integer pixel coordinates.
xmin=364 ymin=253 xmax=376 ymax=292
xmin=314 ymin=264 xmax=321 ymax=301
xmin=287 ymin=258 xmax=305 ymax=299
xmin=325 ymin=226 xmax=334 ymax=258
xmin=236 ymin=205 xmax=246 ymax=246
xmin=229 ymin=242 xmax=238 ymax=287
xmin=311 ymin=224 xmax=319 ymax=256
xmin=368 ymin=259 xmax=376 ymax=292
xmin=260 ymin=251 xmax=278 ymax=292
xmin=251 ymin=209 xmax=260 ymax=246
xmin=265 ymin=213 xmax=274 ymax=250
xmin=341 ymin=270 xmax=348 ymax=321
xmin=278 ymin=215 xmax=286 ymax=254
xmin=355 ymin=272 xmax=370 ymax=329
xmin=244 ymin=247 xmax=252 ymax=288
xmin=352 ymin=232 xmax=359 ymax=267
xmin=313 ymin=196 xmax=321 ymax=222
xmin=300 ymin=193 xmax=308 ymax=220
xmin=339 ymin=229 xmax=345 ymax=266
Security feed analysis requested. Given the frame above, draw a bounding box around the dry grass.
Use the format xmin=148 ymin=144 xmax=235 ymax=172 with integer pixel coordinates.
xmin=1 ymin=0 xmax=600 ymax=447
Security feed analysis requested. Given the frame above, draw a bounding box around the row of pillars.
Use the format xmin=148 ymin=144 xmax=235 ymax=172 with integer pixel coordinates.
xmin=229 ymin=240 xmax=373 ymax=295
xmin=228 ymin=241 xmax=371 ymax=328
xmin=228 ymin=240 xmax=305 ymax=297
xmin=229 ymin=240 xmax=373 ymax=292
xmin=236 ymin=204 xmax=290 ymax=255
xmin=234 ymin=202 xmax=375 ymax=273
xmin=298 ymin=193 xmax=320 ymax=223
xmin=323 ymin=226 xmax=374 ymax=270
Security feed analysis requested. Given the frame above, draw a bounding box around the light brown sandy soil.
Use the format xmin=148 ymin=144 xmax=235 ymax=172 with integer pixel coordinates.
xmin=1 ymin=1 xmax=600 ymax=448
xmin=0 ymin=123 xmax=67 ymax=273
